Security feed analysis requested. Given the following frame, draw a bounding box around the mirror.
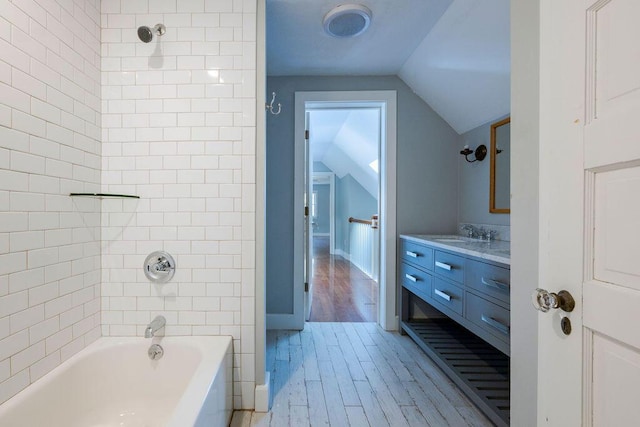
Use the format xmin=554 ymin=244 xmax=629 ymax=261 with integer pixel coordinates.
xmin=490 ymin=117 xmax=510 ymax=213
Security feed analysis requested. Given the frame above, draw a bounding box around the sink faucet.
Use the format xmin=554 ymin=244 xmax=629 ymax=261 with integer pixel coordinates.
xmin=481 ymin=229 xmax=497 ymax=241
xmin=460 ymin=224 xmax=478 ymax=238
xmin=145 ymin=315 xmax=166 ymax=338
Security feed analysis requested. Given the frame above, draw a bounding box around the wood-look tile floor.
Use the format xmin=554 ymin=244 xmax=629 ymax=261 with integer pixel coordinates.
xmin=309 ymin=237 xmax=378 ymax=322
xmin=230 ymin=322 xmax=493 ymax=427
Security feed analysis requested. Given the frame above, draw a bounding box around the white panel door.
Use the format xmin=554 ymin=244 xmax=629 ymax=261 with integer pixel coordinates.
xmin=304 ymin=112 xmax=313 ymax=321
xmin=537 ymin=0 xmax=640 ymax=424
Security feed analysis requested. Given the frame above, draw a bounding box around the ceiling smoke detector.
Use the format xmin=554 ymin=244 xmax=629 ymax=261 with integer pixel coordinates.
xmin=323 ymin=4 xmax=372 ymax=38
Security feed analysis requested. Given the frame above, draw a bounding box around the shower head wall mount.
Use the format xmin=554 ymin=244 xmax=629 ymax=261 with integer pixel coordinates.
xmin=137 ymin=23 xmax=166 ymax=43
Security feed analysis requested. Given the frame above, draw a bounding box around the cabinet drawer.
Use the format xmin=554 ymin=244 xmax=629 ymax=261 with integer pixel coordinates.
xmin=465 ymin=292 xmax=510 ymax=342
xmin=433 ymin=251 xmax=464 ymax=283
xmin=431 ymin=277 xmax=464 ymax=316
xmin=465 ymin=260 xmax=510 ymax=304
xmin=400 ymin=262 xmax=432 ymax=302
xmin=401 ymin=239 xmax=434 ymax=271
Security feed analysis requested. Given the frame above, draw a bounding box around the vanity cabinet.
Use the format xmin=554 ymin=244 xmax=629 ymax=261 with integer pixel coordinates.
xmin=399 ymin=236 xmax=510 ymax=427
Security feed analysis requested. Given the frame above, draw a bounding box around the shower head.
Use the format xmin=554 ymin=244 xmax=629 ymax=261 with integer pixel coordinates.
xmin=137 ymin=23 xmax=166 ymax=43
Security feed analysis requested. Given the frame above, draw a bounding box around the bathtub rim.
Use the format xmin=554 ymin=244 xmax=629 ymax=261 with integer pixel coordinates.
xmin=0 ymin=335 xmax=233 ymax=427
xmin=167 ymin=335 xmax=233 ymax=426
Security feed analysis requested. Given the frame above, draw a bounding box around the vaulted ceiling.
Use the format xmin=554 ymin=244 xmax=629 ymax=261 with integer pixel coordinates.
xmin=266 ymin=0 xmax=511 ymax=135
xmin=309 ymin=109 xmax=380 ymax=198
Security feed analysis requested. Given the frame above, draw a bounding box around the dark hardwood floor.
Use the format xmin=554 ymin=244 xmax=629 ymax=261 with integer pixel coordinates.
xmin=309 ymin=236 xmax=378 ymax=322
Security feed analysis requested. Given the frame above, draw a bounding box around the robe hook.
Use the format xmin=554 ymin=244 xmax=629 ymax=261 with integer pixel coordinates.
xmin=266 ymin=92 xmax=281 ymax=115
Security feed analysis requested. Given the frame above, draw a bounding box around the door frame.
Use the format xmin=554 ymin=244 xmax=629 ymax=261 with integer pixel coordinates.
xmin=254 ymin=0 xmax=267 ymax=411
xmin=312 ymin=172 xmax=336 ymax=253
xmin=294 ymin=91 xmax=397 ymax=330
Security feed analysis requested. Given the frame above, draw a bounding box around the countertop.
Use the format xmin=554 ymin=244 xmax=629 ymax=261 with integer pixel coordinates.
xmin=400 ymin=234 xmax=510 ymax=266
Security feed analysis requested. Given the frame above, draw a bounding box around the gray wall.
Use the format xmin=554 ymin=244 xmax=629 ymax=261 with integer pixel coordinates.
xmin=335 ymin=174 xmax=378 ymax=254
xmin=266 ymin=75 xmax=460 ymax=315
xmin=314 ymin=161 xmax=331 ymax=172
xmin=313 ymin=184 xmax=330 ymax=234
xmin=511 ymin=0 xmax=539 ymax=423
xmin=458 ymin=117 xmax=511 ymax=226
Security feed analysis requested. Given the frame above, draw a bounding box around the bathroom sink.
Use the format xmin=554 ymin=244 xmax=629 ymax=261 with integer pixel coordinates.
xmin=434 ymin=238 xmax=467 ymax=243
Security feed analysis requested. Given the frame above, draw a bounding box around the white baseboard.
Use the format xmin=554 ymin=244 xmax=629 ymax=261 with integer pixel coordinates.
xmin=254 ymin=372 xmax=270 ymax=412
xmin=334 ymin=249 xmax=350 ymax=260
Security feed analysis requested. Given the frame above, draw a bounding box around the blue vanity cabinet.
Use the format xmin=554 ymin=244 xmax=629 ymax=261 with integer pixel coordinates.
xmin=399 ymin=235 xmax=510 ymax=427
xmin=431 ymin=276 xmax=464 ymax=316
xmin=400 ymin=237 xmax=510 ymax=354
xmin=400 ymin=261 xmax=432 ymax=303
xmin=400 ymin=238 xmax=434 ymax=271
xmin=465 ymin=259 xmax=510 ymax=304
xmin=399 ymin=241 xmax=434 ymax=317
xmin=433 ymin=250 xmax=465 ymax=283
xmin=464 ymin=259 xmax=511 ymax=350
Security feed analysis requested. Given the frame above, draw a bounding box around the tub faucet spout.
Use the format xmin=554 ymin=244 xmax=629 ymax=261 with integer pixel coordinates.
xmin=145 ymin=315 xmax=166 ymax=338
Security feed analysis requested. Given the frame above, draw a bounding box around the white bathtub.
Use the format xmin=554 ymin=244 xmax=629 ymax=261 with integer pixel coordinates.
xmin=0 ymin=336 xmax=233 ymax=427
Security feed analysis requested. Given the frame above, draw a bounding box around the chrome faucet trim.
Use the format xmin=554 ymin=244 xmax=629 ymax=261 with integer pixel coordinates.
xmin=148 ymin=343 xmax=164 ymax=360
xmin=145 ymin=315 xmax=166 ymax=338
xmin=481 ymin=229 xmax=497 ymax=241
xmin=152 ymin=259 xmax=171 ymax=272
xmin=460 ymin=224 xmax=478 ymax=238
xmin=460 ymin=224 xmax=497 ymax=241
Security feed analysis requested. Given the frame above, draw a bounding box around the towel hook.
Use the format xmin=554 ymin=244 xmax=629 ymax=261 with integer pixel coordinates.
xmin=266 ymin=92 xmax=281 ymax=115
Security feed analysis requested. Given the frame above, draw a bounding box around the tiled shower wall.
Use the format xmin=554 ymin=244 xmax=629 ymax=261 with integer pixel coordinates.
xmin=100 ymin=0 xmax=257 ymax=409
xmin=0 ymin=0 xmax=102 ymax=404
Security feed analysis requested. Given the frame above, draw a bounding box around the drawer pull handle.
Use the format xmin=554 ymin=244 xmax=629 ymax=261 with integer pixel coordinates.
xmin=481 ymin=277 xmax=509 ymax=292
xmin=405 ymin=274 xmax=418 ymax=282
xmin=434 ymin=289 xmax=451 ymax=301
xmin=481 ymin=314 xmax=510 ymax=335
xmin=435 ymin=261 xmax=452 ymax=271
xmin=405 ymin=251 xmax=419 ymax=258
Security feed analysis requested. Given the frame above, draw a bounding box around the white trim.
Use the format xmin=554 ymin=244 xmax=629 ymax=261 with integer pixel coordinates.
xmin=582 ymin=328 xmax=593 ymax=427
xmin=255 ymin=0 xmax=267 ymax=406
xmin=304 ymin=111 xmax=312 ymax=322
xmin=313 ymin=232 xmax=330 ymax=237
xmin=312 ymin=171 xmax=335 ymax=253
xmin=329 ymin=173 xmax=335 ymax=254
xmin=294 ymin=91 xmax=397 ymax=331
xmin=254 ymin=371 xmax=270 ymax=413
xmin=334 ymin=248 xmax=350 ymax=260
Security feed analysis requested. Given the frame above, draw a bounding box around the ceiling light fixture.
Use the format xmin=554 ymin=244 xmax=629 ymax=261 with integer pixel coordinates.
xmin=323 ymin=4 xmax=372 ymax=38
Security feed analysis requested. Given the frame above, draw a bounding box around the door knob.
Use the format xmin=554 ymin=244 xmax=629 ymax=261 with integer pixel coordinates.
xmin=532 ymin=288 xmax=575 ymax=313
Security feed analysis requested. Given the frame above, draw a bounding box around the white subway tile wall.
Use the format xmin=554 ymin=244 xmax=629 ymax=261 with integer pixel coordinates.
xmin=0 ymin=0 xmax=102 ymax=404
xmin=101 ymin=0 xmax=257 ymax=409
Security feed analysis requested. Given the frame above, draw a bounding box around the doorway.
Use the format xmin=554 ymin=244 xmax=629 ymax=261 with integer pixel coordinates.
xmin=306 ymin=107 xmax=380 ymax=322
xmin=294 ymin=91 xmax=397 ymax=330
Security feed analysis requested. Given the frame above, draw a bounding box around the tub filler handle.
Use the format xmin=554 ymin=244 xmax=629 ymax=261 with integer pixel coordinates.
xmin=144 ymin=251 xmax=176 ymax=283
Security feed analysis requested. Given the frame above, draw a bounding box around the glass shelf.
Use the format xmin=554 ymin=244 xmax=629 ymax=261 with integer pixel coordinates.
xmin=69 ymin=193 xmax=140 ymax=199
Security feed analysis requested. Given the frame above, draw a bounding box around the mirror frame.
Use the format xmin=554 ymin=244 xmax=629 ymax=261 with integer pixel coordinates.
xmin=490 ymin=117 xmax=510 ymax=214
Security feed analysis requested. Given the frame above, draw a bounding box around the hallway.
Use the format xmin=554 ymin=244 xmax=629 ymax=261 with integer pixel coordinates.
xmin=231 ymin=323 xmax=492 ymax=426
xmin=309 ymin=237 xmax=378 ymax=322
